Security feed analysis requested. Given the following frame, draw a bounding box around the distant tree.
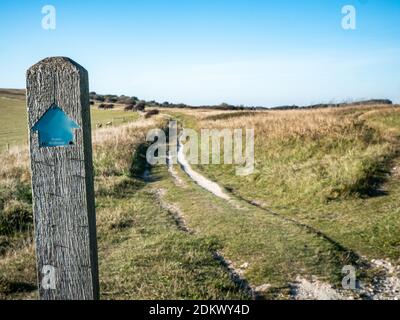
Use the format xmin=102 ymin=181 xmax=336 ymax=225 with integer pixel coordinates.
xmin=136 ymin=101 xmax=146 ymax=111
xmin=218 ymin=103 xmax=235 ymax=110
xmin=120 ymin=97 xmax=137 ymax=105
xmin=106 ymin=96 xmax=118 ymax=103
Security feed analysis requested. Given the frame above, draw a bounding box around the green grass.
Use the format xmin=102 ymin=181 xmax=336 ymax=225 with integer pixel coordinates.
xmin=0 ymin=96 xmax=28 ymax=149
xmin=91 ymin=103 xmax=140 ymax=127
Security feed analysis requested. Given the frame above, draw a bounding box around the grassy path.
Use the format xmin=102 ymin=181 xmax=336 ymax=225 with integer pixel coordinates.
xmin=150 ymin=153 xmax=359 ymax=299
xmin=157 ymin=111 xmax=400 ymax=299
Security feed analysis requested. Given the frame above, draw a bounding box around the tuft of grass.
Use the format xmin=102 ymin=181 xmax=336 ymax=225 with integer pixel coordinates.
xmin=0 ymin=200 xmax=32 ymax=236
xmin=0 ymin=240 xmax=37 ymax=300
xmin=0 ymin=236 xmax=9 ymax=256
xmin=0 ymin=147 xmax=33 ymax=239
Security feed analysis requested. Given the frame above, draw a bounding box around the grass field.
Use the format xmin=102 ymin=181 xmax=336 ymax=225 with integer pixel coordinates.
xmin=0 ymin=89 xmax=139 ymax=151
xmin=1 ymin=90 xmax=400 ymax=299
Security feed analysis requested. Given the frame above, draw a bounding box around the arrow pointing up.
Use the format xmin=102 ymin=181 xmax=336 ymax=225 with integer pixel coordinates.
xmin=32 ymin=105 xmax=80 ymax=147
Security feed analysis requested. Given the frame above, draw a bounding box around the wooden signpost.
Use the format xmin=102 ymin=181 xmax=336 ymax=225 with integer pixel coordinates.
xmin=26 ymin=57 xmax=99 ymax=300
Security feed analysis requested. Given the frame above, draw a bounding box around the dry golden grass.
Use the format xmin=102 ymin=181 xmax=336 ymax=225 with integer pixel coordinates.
xmin=198 ymin=105 xmax=396 ymax=140
xmin=0 ymin=116 xmax=161 ymax=182
xmin=92 ymin=116 xmax=161 ymax=176
xmin=195 ymin=105 xmax=399 ymax=197
xmin=160 ymin=107 xmax=244 ymax=121
xmin=0 ymin=241 xmax=36 ymax=300
xmin=0 ymin=146 xmax=30 ymax=184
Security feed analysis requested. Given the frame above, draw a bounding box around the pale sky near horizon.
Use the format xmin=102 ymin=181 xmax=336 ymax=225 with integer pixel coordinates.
xmin=0 ymin=0 xmax=399 ymax=106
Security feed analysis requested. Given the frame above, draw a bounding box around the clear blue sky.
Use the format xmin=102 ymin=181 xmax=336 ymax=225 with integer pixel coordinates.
xmin=0 ymin=0 xmax=399 ymax=106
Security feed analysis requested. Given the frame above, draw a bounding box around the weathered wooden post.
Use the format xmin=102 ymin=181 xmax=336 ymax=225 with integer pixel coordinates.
xmin=26 ymin=57 xmax=99 ymax=300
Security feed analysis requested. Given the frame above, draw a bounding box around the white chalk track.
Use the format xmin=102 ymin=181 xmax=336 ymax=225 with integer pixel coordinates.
xmin=176 ymin=137 xmax=231 ymax=201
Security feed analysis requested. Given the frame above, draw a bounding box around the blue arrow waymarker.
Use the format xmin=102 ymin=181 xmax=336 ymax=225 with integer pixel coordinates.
xmin=32 ymin=105 xmax=80 ymax=147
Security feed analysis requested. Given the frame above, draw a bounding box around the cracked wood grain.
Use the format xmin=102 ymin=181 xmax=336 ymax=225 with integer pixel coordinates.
xmin=27 ymin=57 xmax=99 ymax=300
